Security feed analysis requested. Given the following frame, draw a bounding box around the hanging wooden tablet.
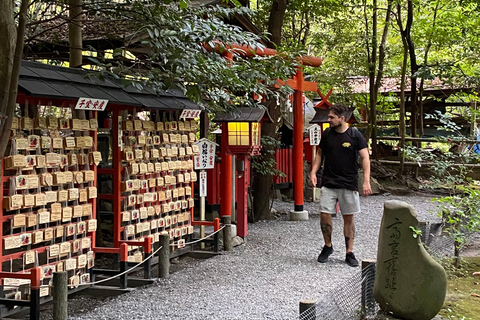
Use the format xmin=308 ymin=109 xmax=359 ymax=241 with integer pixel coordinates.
xmin=84 ymin=170 xmax=95 ymax=182
xmin=36 ymin=155 xmax=46 ymax=168
xmin=45 ymin=191 xmax=57 ymax=203
xmin=89 ymin=118 xmax=98 ymax=130
xmin=23 ymin=194 xmax=35 ymax=207
xmin=58 ymin=189 xmax=68 ymax=202
xmin=13 ymin=214 xmax=26 ymax=228
xmin=20 ymin=233 xmax=32 ymax=246
xmin=72 ymin=205 xmax=83 ymax=218
xmin=11 ymin=117 xmax=19 ymax=130
xmin=4 ymin=155 xmax=26 ymax=170
xmin=122 ymin=211 xmax=131 ymax=222
xmin=88 ymin=151 xmax=102 ymax=165
xmin=87 ymin=186 xmax=97 ymax=199
xmin=52 ymin=137 xmax=63 ymax=149
xmin=33 ymin=230 xmax=44 ymax=244
xmin=68 ymin=188 xmax=79 ymax=201
xmin=47 ymin=116 xmax=58 ymax=129
xmin=50 ymin=202 xmax=62 ymax=222
xmin=62 ymin=207 xmax=72 ymax=222
xmin=77 ymin=221 xmax=86 ymax=234
xmin=26 ymin=212 xmax=37 ymax=228
xmin=58 ymin=118 xmax=69 ymax=130
xmin=49 ymin=244 xmax=60 ymax=258
xmin=3 ymin=194 xmax=23 ymax=211
xmin=80 ymin=119 xmax=90 ymax=131
xmin=56 ymin=225 xmax=64 ymax=238
xmin=61 ymin=242 xmax=72 ymax=255
xmin=38 ymin=209 xmax=50 ymax=224
xmin=82 ymin=237 xmax=91 ymax=250
xmin=63 ymin=170 xmax=73 ymax=183
xmin=79 ymin=189 xmax=87 ymax=202
xmin=123 ymin=120 xmax=134 ymax=131
xmin=82 ymin=203 xmax=92 ymax=216
xmin=64 ymin=137 xmax=76 ymax=149
xmin=71 ymin=119 xmax=82 ymax=131
xmin=21 ymin=117 xmax=33 ymax=130
xmin=44 ymin=228 xmax=54 ymax=241
xmin=86 ymin=135 xmax=96 ymax=148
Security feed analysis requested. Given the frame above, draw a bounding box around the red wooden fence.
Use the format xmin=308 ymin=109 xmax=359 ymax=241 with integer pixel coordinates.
xmin=273 ymin=147 xmax=293 ymax=185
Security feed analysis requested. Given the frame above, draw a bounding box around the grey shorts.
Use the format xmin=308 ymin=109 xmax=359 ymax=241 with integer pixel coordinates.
xmin=319 ymin=187 xmax=361 ymax=215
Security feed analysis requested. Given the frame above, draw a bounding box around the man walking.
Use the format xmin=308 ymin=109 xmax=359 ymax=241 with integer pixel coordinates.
xmin=310 ymin=103 xmax=371 ymax=267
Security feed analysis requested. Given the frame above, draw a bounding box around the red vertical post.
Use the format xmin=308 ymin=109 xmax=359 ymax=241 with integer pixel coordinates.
xmin=290 ymin=68 xmax=309 ymax=220
xmin=220 ymin=123 xmax=232 ymax=217
xmin=236 ymin=156 xmax=249 ymax=237
xmin=112 ymin=108 xmax=122 ymax=247
xmin=293 ymin=68 xmax=304 ymax=211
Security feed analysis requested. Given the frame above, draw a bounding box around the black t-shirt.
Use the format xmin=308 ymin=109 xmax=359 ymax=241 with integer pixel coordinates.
xmin=319 ymin=127 xmax=367 ymax=191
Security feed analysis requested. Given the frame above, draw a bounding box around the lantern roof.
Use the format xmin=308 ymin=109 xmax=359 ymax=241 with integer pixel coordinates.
xmin=213 ymin=106 xmax=272 ymax=123
xmin=310 ymin=106 xmax=357 ymax=124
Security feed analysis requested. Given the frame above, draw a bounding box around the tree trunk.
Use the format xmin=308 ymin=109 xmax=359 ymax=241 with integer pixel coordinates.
xmin=367 ymin=0 xmax=377 ymax=158
xmin=69 ymin=0 xmax=83 ymax=68
xmin=267 ymin=0 xmax=287 ymax=47
xmin=0 ymin=0 xmax=28 ymax=159
xmin=396 ymin=3 xmax=408 ymax=178
xmin=251 ymin=1 xmax=287 ymax=221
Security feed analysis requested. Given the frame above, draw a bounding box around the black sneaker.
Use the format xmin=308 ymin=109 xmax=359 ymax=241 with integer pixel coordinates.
xmin=317 ymin=245 xmax=333 ymax=263
xmin=345 ymin=252 xmax=359 ymax=267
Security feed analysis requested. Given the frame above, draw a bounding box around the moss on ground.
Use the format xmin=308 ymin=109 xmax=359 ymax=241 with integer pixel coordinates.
xmin=439 ymin=257 xmax=480 ymax=320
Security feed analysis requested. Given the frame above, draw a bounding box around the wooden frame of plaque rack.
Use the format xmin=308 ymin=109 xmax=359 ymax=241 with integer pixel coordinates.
xmin=0 ymin=108 xmax=99 ymax=314
xmin=97 ymin=107 xmax=198 ymax=268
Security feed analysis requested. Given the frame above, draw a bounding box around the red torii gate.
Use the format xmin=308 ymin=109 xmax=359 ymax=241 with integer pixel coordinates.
xmin=210 ymin=44 xmax=325 ymax=225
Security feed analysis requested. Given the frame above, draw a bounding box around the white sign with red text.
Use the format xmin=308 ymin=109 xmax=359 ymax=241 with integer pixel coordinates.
xmin=180 ymin=109 xmax=202 ymax=119
xmin=75 ymin=97 xmax=108 ymax=111
xmin=194 ymin=138 xmax=217 ymax=170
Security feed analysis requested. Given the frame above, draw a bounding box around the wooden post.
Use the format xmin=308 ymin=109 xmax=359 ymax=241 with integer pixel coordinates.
xmin=119 ymin=243 xmax=128 ymax=289
xmin=213 ymin=218 xmax=220 ymax=253
xmin=30 ymin=267 xmax=41 ymax=320
xmin=53 ymin=272 xmax=68 ymax=320
xmin=299 ymin=299 xmax=316 ymax=320
xmin=222 ymin=215 xmax=233 ymax=251
xmin=143 ymin=237 xmax=152 ymax=279
xmin=158 ymin=234 xmax=170 ymax=279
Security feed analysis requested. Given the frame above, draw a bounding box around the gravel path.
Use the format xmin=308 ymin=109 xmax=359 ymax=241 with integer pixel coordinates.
xmin=64 ymin=194 xmax=440 ymax=320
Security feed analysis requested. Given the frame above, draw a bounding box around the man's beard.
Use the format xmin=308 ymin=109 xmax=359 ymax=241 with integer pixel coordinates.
xmin=329 ymin=122 xmax=341 ymax=129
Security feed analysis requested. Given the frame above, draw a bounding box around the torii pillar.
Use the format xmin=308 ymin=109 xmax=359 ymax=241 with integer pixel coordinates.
xmin=288 ymin=67 xmax=320 ymax=220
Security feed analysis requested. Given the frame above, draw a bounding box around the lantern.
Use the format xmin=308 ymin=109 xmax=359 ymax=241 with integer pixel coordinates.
xmin=213 ymin=107 xmax=270 ymax=156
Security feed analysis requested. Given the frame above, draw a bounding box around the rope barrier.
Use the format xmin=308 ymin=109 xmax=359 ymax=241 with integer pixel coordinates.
xmin=168 ymin=225 xmax=226 ymax=247
xmin=1 ymin=226 xmax=228 ymax=290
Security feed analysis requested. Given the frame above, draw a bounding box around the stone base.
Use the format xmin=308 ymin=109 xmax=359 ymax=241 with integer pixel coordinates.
xmin=305 ymin=187 xmax=321 ymax=202
xmin=290 ymin=210 xmax=309 ymax=221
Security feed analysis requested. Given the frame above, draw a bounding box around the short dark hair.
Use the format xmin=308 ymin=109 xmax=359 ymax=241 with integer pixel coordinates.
xmin=329 ymin=103 xmax=349 ymax=118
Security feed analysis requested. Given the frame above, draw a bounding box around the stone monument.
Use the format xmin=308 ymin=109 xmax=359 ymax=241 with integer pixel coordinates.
xmin=374 ymin=200 xmax=447 ymax=320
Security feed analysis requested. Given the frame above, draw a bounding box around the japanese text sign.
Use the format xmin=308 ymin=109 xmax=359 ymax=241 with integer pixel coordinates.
xmin=75 ymin=97 xmax=108 ymax=111
xmin=308 ymin=124 xmax=321 ymax=146
xmin=194 ymin=138 xmax=217 ymax=170
xmin=180 ymin=109 xmax=202 ymax=119
xmin=199 ymin=171 xmax=207 ymax=197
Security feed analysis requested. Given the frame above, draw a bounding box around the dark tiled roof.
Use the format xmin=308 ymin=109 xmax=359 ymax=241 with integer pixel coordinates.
xmin=213 ymin=107 xmax=270 ymax=123
xmin=18 ymin=60 xmax=203 ymax=111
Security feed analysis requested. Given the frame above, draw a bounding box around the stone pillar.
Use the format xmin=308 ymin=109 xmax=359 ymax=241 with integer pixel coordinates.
xmin=374 ymin=200 xmax=447 ymax=320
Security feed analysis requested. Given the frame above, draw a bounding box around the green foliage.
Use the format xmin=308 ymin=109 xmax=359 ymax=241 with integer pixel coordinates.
xmin=409 ymin=226 xmax=422 ymax=239
xmin=83 ymin=0 xmax=298 ymax=112
xmin=403 ymin=111 xmax=480 ymax=263
xmin=250 ymin=136 xmax=286 ymax=177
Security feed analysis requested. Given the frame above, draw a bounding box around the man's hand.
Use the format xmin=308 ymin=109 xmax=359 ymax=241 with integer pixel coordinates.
xmin=310 ymin=172 xmax=317 ymax=187
xmin=362 ymin=181 xmax=372 ymax=197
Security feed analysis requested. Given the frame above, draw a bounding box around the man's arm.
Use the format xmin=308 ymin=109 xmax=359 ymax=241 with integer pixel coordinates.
xmin=358 ymin=148 xmax=372 ymax=196
xmin=310 ymin=148 xmax=322 ymax=187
